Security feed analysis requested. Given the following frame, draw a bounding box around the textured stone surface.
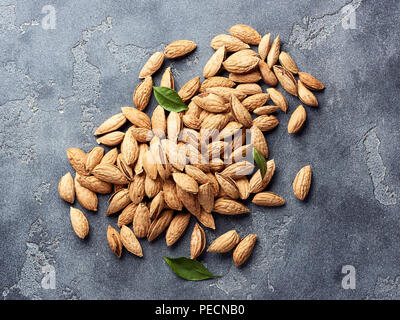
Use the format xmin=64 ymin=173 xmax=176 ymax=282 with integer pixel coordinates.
xmin=1 ymin=0 xmax=399 ymax=300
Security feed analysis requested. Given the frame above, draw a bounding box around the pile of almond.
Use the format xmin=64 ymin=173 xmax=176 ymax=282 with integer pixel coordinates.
xmin=59 ymin=24 xmax=323 ymax=268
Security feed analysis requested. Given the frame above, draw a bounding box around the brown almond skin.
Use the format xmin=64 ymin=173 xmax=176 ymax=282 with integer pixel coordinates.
xmin=288 ymin=105 xmax=306 ymax=134
xmin=298 ymin=80 xmax=319 ymax=107
xmin=164 ymin=40 xmax=196 ymax=59
xmin=298 ymin=72 xmax=325 ymax=91
xmin=252 ymin=192 xmax=285 ymax=207
xmin=107 ymin=226 xmax=122 ymax=258
xmin=74 ymin=174 xmax=98 ymax=211
xmin=120 ymin=225 xmax=143 ymax=257
xmin=293 ymin=165 xmax=312 ymax=200
xmin=165 ymin=212 xmax=191 ymax=246
xmin=207 ymin=230 xmax=240 ymax=253
xmin=70 ymin=207 xmax=89 ymax=239
xmin=133 ymin=203 xmax=151 ymax=238
xmin=58 ymin=172 xmax=75 ymax=204
xmin=191 ymin=223 xmax=206 ymax=259
xmin=233 ymin=234 xmax=257 ymax=266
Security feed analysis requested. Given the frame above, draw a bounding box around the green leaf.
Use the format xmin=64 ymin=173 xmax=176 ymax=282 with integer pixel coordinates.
xmin=153 ymin=86 xmax=188 ymax=112
xmin=253 ymin=147 xmax=267 ymax=179
xmin=163 ymin=257 xmax=220 ymax=281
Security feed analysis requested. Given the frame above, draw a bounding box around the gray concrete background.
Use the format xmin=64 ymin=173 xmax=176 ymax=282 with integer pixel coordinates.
xmin=0 ymin=0 xmax=399 ymax=300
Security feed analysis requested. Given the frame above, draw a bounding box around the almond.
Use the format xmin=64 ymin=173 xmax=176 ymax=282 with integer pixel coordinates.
xmin=120 ymin=225 xmax=143 ymax=257
xmin=149 ymin=191 xmax=165 ymax=219
xmin=251 ymin=126 xmax=268 ymax=158
xmin=133 ymin=203 xmax=151 ymax=238
xmin=288 ymin=105 xmax=306 ymax=134
xmin=192 ymin=93 xmax=227 ymax=113
xmin=235 ymin=177 xmax=250 ymax=200
xmin=266 ymin=88 xmax=288 ymax=113
xmin=176 ymin=185 xmax=200 ymax=216
xmin=259 ymin=60 xmax=278 ymax=86
xmin=121 ymin=106 xmax=151 ymax=129
xmin=205 ymin=87 xmax=246 ymax=102
xmin=249 ymin=159 xmax=275 ymax=193
xmin=145 ymin=175 xmax=162 ymax=198
xmin=143 ymin=150 xmax=158 ymax=180
xmin=258 ymin=33 xmax=271 ymax=60
xmin=118 ymin=202 xmax=138 ymax=228
xmin=58 ymin=172 xmax=75 ymax=204
xmin=92 ymin=164 xmax=129 ymax=185
xmin=253 ymin=115 xmax=279 ymax=132
xmin=106 ymin=188 xmax=130 ymax=216
xmin=231 ymin=95 xmax=253 ymax=128
xmin=293 ymin=165 xmax=312 ymax=200
xmin=164 ymin=40 xmax=196 ymax=59
xmin=229 ymin=69 xmax=262 ymax=83
xmin=74 ymin=174 xmax=98 ymax=211
xmin=220 ymin=161 xmax=255 ymax=179
xmin=160 ymin=67 xmax=174 ymax=89
xmin=134 ymin=143 xmax=149 ymax=175
xmin=215 ymin=173 xmax=240 ymax=199
xmin=273 ymin=65 xmax=298 ymax=96
xmin=252 ymin=192 xmax=285 ymax=206
xmin=162 ymin=179 xmax=181 ymax=210
xmin=200 ymin=76 xmax=235 ymax=92
xmin=182 ymin=114 xmax=201 ymax=130
xmin=70 ymin=207 xmax=89 ymax=239
xmin=147 ymin=209 xmax=174 ymax=242
xmin=190 ymin=223 xmax=206 ymax=259
xmin=203 ymin=46 xmax=226 ymax=78
xmin=117 ymin=154 xmax=134 ymax=181
xmin=198 ymin=183 xmax=214 ymax=213
xmin=77 ymin=175 xmax=112 ymax=194
xmin=219 ymin=121 xmax=243 ymax=140
xmin=139 ymin=51 xmax=164 ymax=78
xmin=85 ymin=146 xmax=104 ymax=172
xmin=211 ymin=34 xmax=250 ymax=52
xmin=96 ymin=131 xmax=125 ymax=146
xmin=121 ymin=127 xmax=139 ymax=166
xmin=107 ymin=226 xmax=122 ymax=258
xmin=167 ymin=111 xmax=182 ymax=144
xmin=233 ymin=234 xmax=257 ymax=266
xmin=178 ymin=76 xmax=201 ymax=102
xmin=279 ymin=51 xmax=298 ymax=74
xmin=94 ymin=113 xmax=126 ymax=136
xmin=129 ymin=173 xmax=146 ymax=204
xmin=166 ymin=212 xmax=191 ymax=246
xmin=298 ymin=80 xmax=318 ymax=107
xmin=298 ymin=72 xmax=324 ymax=91
xmin=229 ymin=24 xmax=261 ymax=45
xmin=101 ymin=148 xmax=118 ymax=165
xmin=213 ymin=198 xmax=249 ymax=215
xmin=196 ymin=208 xmax=216 ymax=230
xmin=241 ymin=93 xmax=269 ymax=112
xmin=67 ymin=148 xmax=90 ymax=176
xmin=207 ymin=230 xmax=240 ymax=253
xmin=223 ymin=53 xmax=259 ymax=74
xmin=236 ymin=83 xmax=262 ymax=95
xmin=253 ymin=105 xmax=279 ymax=115
xmin=172 ymin=172 xmax=199 ymax=194
xmin=267 ymin=35 xmax=280 ymax=68
xmin=151 ymin=105 xmax=167 ymax=138
xmin=133 ymin=76 xmax=153 ymax=111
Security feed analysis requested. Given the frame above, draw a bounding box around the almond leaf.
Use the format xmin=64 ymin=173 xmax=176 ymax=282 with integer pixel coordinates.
xmin=153 ymin=86 xmax=188 ymax=112
xmin=163 ymin=257 xmax=219 ymax=281
xmin=253 ymin=147 xmax=267 ymax=178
